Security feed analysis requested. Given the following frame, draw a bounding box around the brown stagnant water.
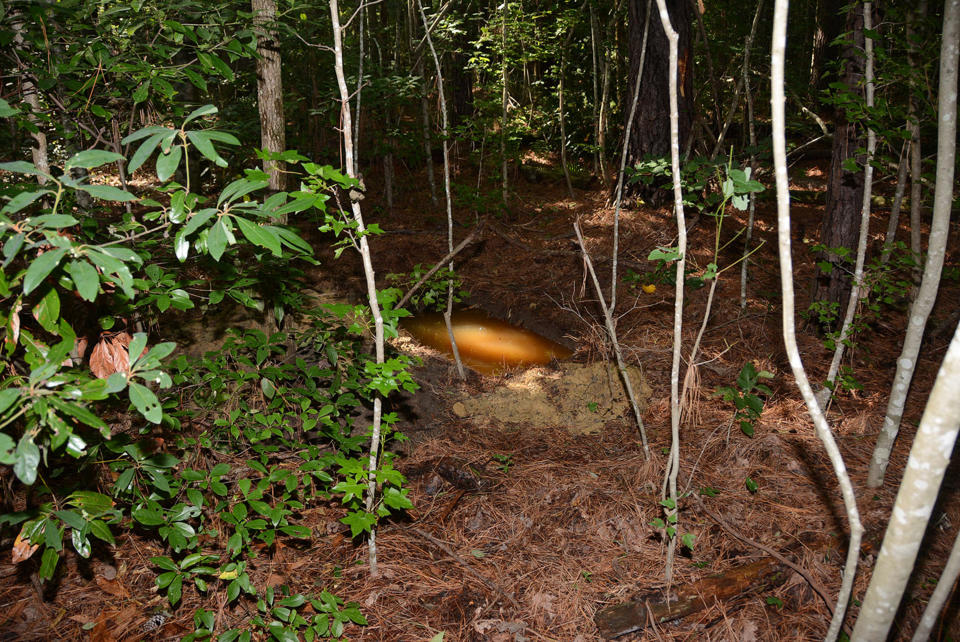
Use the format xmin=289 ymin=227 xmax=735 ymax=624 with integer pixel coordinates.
xmin=402 ymin=310 xmax=573 ymax=375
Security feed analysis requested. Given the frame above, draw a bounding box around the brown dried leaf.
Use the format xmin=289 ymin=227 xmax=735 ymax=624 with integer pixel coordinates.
xmin=106 ymin=338 xmax=130 ymax=374
xmin=5 ymin=300 xmax=21 ymax=350
xmin=95 ymin=575 xmax=130 ymax=598
xmin=90 ymin=613 xmax=118 ymax=642
xmin=74 ymin=335 xmax=89 ymax=360
xmin=89 ymin=339 xmax=117 ymax=379
xmin=112 ymin=331 xmax=132 ymax=347
xmin=11 ymin=531 xmax=39 ymax=564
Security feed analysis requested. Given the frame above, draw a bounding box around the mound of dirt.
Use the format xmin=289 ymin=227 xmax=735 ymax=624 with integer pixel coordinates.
xmin=451 ymin=362 xmax=652 ymax=434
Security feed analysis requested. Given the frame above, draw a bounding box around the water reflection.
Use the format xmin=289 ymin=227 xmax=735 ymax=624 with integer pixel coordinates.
xmin=402 ymin=310 xmax=573 ymax=375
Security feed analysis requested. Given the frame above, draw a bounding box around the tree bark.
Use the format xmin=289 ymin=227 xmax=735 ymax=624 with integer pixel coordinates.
xmin=819 ymin=1 xmax=877 ymax=405
xmin=253 ymin=0 xmax=286 ymax=193
xmin=814 ymin=4 xmax=867 ymax=323
xmin=10 ymin=13 xmax=49 ymax=184
xmin=623 ymin=0 xmax=693 ymax=207
xmin=866 ymin=0 xmax=959 ymax=489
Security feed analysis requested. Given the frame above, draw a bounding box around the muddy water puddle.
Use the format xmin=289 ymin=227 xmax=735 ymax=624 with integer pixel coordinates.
xmin=402 ymin=310 xmax=573 ymax=375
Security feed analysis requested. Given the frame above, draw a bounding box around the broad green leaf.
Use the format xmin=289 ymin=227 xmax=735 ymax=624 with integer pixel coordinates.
xmin=186 ymin=131 xmax=227 ymax=167
xmin=0 ymin=161 xmax=48 ymax=177
xmin=14 ymin=434 xmax=40 ymax=485
xmin=0 ymin=432 xmax=15 ymax=465
xmin=207 ymin=218 xmax=229 ymax=261
xmin=0 ymin=388 xmax=20 ymax=414
xmin=127 ymin=131 xmax=165 ymax=175
xmin=234 ymin=217 xmax=281 ymax=256
xmin=0 ymin=98 xmax=18 ymax=117
xmin=88 ymin=520 xmax=115 ymax=545
xmin=33 ymin=287 xmax=60 ymax=333
xmin=29 ymin=214 xmax=78 ymax=229
xmin=2 ymin=190 xmax=48 ymax=215
xmin=128 ymin=333 xmax=148 ymax=367
xmin=203 ymin=130 xmax=241 ymax=146
xmin=156 ymin=146 xmax=183 ymax=182
xmin=55 ymin=509 xmax=86 ymax=531
xmin=129 ymin=381 xmax=162 ymax=423
xmin=48 ymin=397 xmax=108 ymax=432
xmin=168 ymin=575 xmax=183 ymax=605
xmin=179 ymin=208 xmax=216 ymax=237
xmin=121 ymin=125 xmax=170 ymax=145
xmin=132 ymin=81 xmax=150 ymax=104
xmin=218 ymin=177 xmax=268 ymax=206
xmin=105 ymin=372 xmax=127 ymax=393
xmin=78 ymin=184 xmax=137 ymax=202
xmin=23 ymin=248 xmax=67 ymax=295
xmin=184 ymin=104 xmax=218 ymax=124
xmin=182 ymin=67 xmax=207 ymax=92
xmin=66 ymin=260 xmax=99 ymax=302
xmin=39 ymin=547 xmax=59 ymax=580
xmin=64 ymin=150 xmax=124 ymax=170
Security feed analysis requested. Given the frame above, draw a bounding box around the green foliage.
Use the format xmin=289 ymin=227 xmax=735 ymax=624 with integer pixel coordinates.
xmin=387 ymin=263 xmax=469 ymax=312
xmin=807 ymin=241 xmax=919 ymax=391
xmin=715 ymin=362 xmax=774 ymax=437
xmin=649 ymin=495 xmax=696 ymax=552
xmin=0 ymin=103 xmax=416 ymax=637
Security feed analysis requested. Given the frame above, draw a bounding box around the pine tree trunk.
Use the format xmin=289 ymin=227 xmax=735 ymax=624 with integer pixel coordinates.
xmin=623 ymin=0 xmax=693 ymax=207
xmin=253 ymin=0 xmax=286 ymax=193
xmin=814 ymin=4 xmax=867 ymax=323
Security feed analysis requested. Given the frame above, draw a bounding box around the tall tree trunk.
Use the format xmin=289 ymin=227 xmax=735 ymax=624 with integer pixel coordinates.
xmin=819 ymin=1 xmax=877 ymax=406
xmin=814 ymin=4 xmax=867 ymax=323
xmin=866 ymin=0 xmax=958 ymax=489
xmin=410 ymin=0 xmax=438 ymax=206
xmin=622 ymin=0 xmax=693 ymax=207
xmin=253 ymin=0 xmax=286 ymax=193
xmin=11 ymin=13 xmax=49 ymax=184
xmin=908 ymin=0 xmax=929 ymax=287
xmin=501 ymin=1 xmax=510 ymax=207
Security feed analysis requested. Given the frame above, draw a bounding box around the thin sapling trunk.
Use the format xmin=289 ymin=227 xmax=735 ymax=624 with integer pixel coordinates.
xmin=771 ymin=2 xmax=863 ymax=638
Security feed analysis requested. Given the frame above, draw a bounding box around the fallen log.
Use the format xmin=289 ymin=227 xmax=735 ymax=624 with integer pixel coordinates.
xmin=594 ymin=557 xmax=789 ymax=639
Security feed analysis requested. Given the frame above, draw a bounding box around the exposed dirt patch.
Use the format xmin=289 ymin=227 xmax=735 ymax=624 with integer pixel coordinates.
xmin=451 ymin=362 xmax=652 ymax=435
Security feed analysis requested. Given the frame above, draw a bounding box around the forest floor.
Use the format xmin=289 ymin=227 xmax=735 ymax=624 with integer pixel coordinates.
xmin=2 ymin=158 xmax=960 ymax=641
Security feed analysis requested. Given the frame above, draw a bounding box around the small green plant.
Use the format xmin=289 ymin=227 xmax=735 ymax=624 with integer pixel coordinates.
xmin=765 ymin=595 xmax=784 ymax=609
xmin=650 ymin=496 xmax=696 ymax=551
xmin=492 ymin=453 xmax=513 ymax=473
xmin=387 ymin=263 xmax=468 ymax=312
xmin=715 ymin=362 xmax=774 ymax=437
xmin=745 ymin=477 xmax=759 ymax=494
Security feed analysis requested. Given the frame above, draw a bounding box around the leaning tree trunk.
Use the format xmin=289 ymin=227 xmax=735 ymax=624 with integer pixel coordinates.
xmin=253 ymin=0 xmax=286 ymax=193
xmin=622 ymin=0 xmax=693 ymax=207
xmin=814 ymin=3 xmax=867 ymax=325
xmin=853 ymin=9 xmax=960 ymax=610
xmin=866 ymin=0 xmax=959 ymax=489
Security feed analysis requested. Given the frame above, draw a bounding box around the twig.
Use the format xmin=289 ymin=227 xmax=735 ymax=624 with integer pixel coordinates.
xmin=396 ymin=222 xmax=484 ymax=310
xmin=574 ymin=220 xmax=649 ymax=457
xmin=410 ymin=527 xmax=521 ymax=609
xmin=690 ymin=492 xmax=834 ymax=616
